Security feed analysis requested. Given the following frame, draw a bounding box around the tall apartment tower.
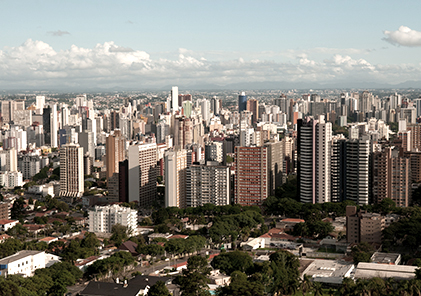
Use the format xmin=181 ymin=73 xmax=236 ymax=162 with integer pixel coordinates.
xmin=165 ymin=149 xmax=187 ymax=208
xmin=234 ymin=146 xmax=268 ymax=206
xmin=59 ymin=143 xmax=84 ymax=199
xmin=316 ymin=116 xmax=332 ymax=203
xmin=372 ymin=148 xmax=411 ymax=207
xmin=128 ymin=143 xmax=157 ymax=207
xmin=331 ymin=135 xmax=347 ymax=202
xmin=346 ymin=136 xmax=370 ymax=205
xmin=264 ymin=140 xmax=283 ymax=196
xmin=171 ymin=86 xmax=178 ymax=112
xmin=105 ymin=130 xmax=126 ymax=180
xmin=106 ymin=129 xmax=126 ymax=203
xmin=238 ymin=92 xmax=247 ymax=113
xmin=50 ymin=104 xmax=58 ymax=148
xmin=186 ymin=163 xmax=230 ymax=207
xmin=247 ymin=99 xmax=259 ymax=124
xmin=297 ymin=116 xmax=332 ymax=204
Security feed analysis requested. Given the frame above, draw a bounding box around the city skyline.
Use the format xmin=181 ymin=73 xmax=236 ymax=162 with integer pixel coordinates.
xmin=1 ymin=1 xmax=421 ymax=90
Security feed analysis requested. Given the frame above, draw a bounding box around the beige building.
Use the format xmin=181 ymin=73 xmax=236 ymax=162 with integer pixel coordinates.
xmin=346 ymin=206 xmax=385 ymax=245
xmin=59 ymin=143 xmax=84 ymax=200
xmin=106 ymin=130 xmax=126 ymax=202
xmin=128 ymin=143 xmax=157 ymax=207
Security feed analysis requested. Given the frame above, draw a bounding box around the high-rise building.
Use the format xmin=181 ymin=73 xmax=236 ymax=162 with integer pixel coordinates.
xmin=50 ymin=104 xmax=58 ymax=148
xmin=128 ymin=143 xmax=157 ymax=207
xmin=331 ymin=136 xmax=347 ymax=203
xmin=186 ymin=162 xmax=230 ymax=207
xmin=234 ymin=146 xmax=268 ymax=206
xmin=171 ymin=86 xmax=178 ymax=112
xmin=59 ymin=143 xmax=84 ymax=199
xmin=247 ymin=98 xmax=259 ymax=124
xmin=264 ymin=140 xmax=283 ymax=196
xmin=297 ymin=116 xmax=332 ymax=204
xmin=36 ymin=96 xmax=45 ymax=114
xmin=238 ymin=92 xmax=247 ymax=113
xmin=205 ymin=141 xmax=224 ymax=164
xmin=105 ymin=130 xmax=125 ymax=180
xmin=372 ymin=148 xmax=410 ymax=207
xmin=165 ymin=150 xmax=187 ymax=208
xmin=346 ymin=136 xmax=370 ymax=205
xmin=18 ymin=153 xmax=41 ymax=180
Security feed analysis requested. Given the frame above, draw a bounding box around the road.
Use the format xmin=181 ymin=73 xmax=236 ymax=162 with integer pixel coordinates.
xmin=66 ymin=248 xmax=219 ymax=296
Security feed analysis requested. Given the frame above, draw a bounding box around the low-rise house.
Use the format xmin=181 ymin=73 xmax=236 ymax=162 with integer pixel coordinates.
xmin=80 ymin=275 xmax=172 ymax=296
xmin=240 ymin=237 xmax=265 ymax=250
xmin=0 ymin=234 xmax=11 ymax=243
xmin=119 ymin=241 xmax=138 ymax=256
xmin=0 ymin=219 xmax=19 ymax=232
xmin=75 ymin=256 xmax=104 ymax=272
xmin=39 ymin=237 xmax=58 ymax=244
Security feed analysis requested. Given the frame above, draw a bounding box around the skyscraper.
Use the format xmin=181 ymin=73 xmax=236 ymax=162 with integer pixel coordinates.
xmin=50 ymin=104 xmax=58 ymax=148
xmin=128 ymin=143 xmax=157 ymax=207
xmin=186 ymin=163 xmax=230 ymax=207
xmin=247 ymin=98 xmax=259 ymax=124
xmin=238 ymin=92 xmax=247 ymax=113
xmin=234 ymin=146 xmax=268 ymax=206
xmin=346 ymin=136 xmax=369 ymax=205
xmin=59 ymin=143 xmax=84 ymax=199
xmin=165 ymin=149 xmax=187 ymax=208
xmin=297 ymin=116 xmax=332 ymax=204
xmin=171 ymin=86 xmax=178 ymax=112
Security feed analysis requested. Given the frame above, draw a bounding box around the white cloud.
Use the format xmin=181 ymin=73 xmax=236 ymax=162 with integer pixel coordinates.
xmin=47 ymin=30 xmax=70 ymax=37
xmin=0 ymin=39 xmax=420 ymax=89
xmin=383 ymin=26 xmax=421 ymax=47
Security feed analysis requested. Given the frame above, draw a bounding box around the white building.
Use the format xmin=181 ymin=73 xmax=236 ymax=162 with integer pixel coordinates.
xmin=165 ymin=149 xmax=187 ymax=208
xmin=186 ymin=163 xmax=230 ymax=207
xmin=0 ymin=219 xmax=19 ymax=232
xmin=0 ymin=171 xmax=23 ymax=189
xmin=171 ymin=86 xmax=178 ymax=112
xmin=0 ymin=251 xmax=61 ymax=277
xmin=88 ymin=204 xmax=138 ymax=236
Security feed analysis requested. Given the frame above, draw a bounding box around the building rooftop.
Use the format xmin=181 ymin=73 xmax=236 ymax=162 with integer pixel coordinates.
xmin=370 ymin=252 xmax=401 ymax=265
xmin=302 ymin=259 xmax=354 ymax=284
xmin=355 ymin=262 xmax=417 ymax=280
xmin=0 ymin=250 xmax=43 ymax=265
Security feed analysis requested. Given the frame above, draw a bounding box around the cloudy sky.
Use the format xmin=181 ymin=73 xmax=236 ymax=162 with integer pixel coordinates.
xmin=1 ymin=0 xmax=421 ymax=90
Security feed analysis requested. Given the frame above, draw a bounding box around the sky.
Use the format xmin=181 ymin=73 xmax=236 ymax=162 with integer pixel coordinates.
xmin=1 ymin=1 xmax=421 ymax=90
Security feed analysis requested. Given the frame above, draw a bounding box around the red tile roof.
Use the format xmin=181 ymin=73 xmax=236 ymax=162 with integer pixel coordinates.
xmin=0 ymin=219 xmax=18 ymax=225
xmin=282 ymin=218 xmax=305 ymax=223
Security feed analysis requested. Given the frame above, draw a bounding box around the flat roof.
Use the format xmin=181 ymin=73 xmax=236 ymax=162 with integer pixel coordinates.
xmin=371 ymin=252 xmax=400 ymax=264
xmin=303 ymin=259 xmax=354 ymax=280
xmin=355 ymin=263 xmax=417 ymax=280
xmin=0 ymin=250 xmax=43 ymax=265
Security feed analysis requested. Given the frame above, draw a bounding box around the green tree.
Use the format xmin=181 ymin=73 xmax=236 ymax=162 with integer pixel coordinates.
xmin=110 ymin=224 xmax=128 ymax=246
xmin=217 ymin=271 xmax=264 ymax=296
xmin=174 ymin=255 xmax=211 ymax=296
xmin=351 ymin=242 xmax=375 ymax=265
xmin=147 ymin=281 xmax=171 ymax=296
xmin=211 ymin=250 xmax=253 ymax=275
xmin=268 ymin=250 xmax=300 ymax=295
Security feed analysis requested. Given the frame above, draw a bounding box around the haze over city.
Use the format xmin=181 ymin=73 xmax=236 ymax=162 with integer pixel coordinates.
xmin=1 ymin=1 xmax=421 ymax=90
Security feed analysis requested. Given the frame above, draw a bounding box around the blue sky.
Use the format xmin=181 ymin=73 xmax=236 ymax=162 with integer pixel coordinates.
xmin=1 ymin=1 xmax=421 ymax=89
